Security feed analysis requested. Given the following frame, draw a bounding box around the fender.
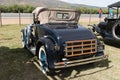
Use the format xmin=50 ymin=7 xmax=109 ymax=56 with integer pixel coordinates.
xmin=21 ymin=29 xmax=27 ymax=48
xmin=36 ymin=36 xmax=56 ymax=56
xmin=21 ymin=25 xmax=33 ymax=47
xmin=42 ymin=37 xmax=55 ymax=53
xmin=21 ymin=28 xmax=29 ymax=45
xmin=36 ymin=37 xmax=57 ymax=69
xmin=21 ymin=29 xmax=26 ymax=41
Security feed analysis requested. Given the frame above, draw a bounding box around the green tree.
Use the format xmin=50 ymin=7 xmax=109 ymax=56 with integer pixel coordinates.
xmin=0 ymin=4 xmax=35 ymax=13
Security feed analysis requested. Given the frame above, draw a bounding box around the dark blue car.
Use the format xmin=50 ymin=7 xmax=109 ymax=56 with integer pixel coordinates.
xmin=21 ymin=7 xmax=108 ymax=74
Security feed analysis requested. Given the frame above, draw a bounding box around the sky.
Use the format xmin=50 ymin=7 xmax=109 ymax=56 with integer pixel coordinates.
xmin=60 ymin=0 xmax=120 ymax=7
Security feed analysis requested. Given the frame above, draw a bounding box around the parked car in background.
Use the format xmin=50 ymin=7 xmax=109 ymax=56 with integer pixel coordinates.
xmin=90 ymin=1 xmax=120 ymax=41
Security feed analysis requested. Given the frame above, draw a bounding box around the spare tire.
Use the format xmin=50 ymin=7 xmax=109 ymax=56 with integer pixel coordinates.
xmin=112 ymin=22 xmax=120 ymax=40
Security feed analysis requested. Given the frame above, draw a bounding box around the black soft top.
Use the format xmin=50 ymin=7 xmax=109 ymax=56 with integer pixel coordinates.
xmin=108 ymin=1 xmax=120 ymax=8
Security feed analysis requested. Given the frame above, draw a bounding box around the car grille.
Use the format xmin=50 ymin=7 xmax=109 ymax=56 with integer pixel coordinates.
xmin=65 ymin=39 xmax=97 ymax=57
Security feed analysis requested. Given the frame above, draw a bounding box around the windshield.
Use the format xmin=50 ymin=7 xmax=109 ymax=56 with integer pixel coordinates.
xmin=108 ymin=8 xmax=120 ymax=19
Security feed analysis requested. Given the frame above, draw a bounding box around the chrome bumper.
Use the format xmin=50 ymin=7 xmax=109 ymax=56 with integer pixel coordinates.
xmin=54 ymin=55 xmax=108 ymax=69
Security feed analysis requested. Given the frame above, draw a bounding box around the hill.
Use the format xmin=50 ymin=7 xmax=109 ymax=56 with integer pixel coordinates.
xmin=0 ymin=0 xmax=71 ymax=8
xmin=0 ymin=0 xmax=105 ymax=8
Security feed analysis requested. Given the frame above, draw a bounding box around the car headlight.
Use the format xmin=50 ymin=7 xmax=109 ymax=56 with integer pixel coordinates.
xmin=97 ymin=45 xmax=104 ymax=52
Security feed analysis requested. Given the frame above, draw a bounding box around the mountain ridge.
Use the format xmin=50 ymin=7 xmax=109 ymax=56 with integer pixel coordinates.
xmin=0 ymin=0 xmax=106 ymax=9
xmin=0 ymin=0 xmax=70 ymax=7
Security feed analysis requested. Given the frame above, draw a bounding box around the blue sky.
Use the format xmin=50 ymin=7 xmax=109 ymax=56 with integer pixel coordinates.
xmin=60 ymin=0 xmax=120 ymax=7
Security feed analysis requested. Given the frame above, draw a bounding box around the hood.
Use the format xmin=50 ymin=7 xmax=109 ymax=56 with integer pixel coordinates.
xmin=54 ymin=26 xmax=95 ymax=43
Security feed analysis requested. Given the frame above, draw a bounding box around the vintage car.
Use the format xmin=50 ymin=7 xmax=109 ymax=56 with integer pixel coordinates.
xmin=21 ymin=7 xmax=108 ymax=74
xmin=90 ymin=1 xmax=120 ymax=41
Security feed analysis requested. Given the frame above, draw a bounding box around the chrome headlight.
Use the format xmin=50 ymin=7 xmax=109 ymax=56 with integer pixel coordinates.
xmin=97 ymin=45 xmax=104 ymax=52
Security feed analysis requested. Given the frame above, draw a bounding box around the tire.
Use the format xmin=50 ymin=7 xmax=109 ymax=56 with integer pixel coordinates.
xmin=112 ymin=23 xmax=120 ymax=40
xmin=21 ymin=32 xmax=27 ymax=49
xmin=38 ymin=46 xmax=49 ymax=74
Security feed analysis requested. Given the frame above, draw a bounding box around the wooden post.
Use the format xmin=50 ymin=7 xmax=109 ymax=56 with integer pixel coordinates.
xmin=108 ymin=7 xmax=109 ymax=17
xmin=89 ymin=11 xmax=91 ymax=25
xmin=117 ymin=7 xmax=119 ymax=18
xmin=0 ymin=11 xmax=2 ymax=27
xmin=99 ymin=17 xmax=102 ymax=22
xmin=18 ymin=10 xmax=21 ymax=26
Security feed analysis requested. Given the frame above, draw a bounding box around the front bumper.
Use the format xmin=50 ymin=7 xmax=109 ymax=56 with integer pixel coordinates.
xmin=54 ymin=55 xmax=108 ymax=69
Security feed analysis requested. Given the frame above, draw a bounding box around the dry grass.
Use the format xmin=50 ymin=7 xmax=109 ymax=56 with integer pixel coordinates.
xmin=0 ymin=24 xmax=120 ymax=80
xmin=0 ymin=25 xmax=48 ymax=80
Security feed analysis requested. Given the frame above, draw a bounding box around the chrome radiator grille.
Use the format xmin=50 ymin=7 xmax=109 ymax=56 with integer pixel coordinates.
xmin=65 ymin=39 xmax=97 ymax=57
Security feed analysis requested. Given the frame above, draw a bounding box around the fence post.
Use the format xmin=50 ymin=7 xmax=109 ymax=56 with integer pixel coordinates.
xmin=0 ymin=11 xmax=2 ymax=27
xmin=89 ymin=11 xmax=91 ymax=25
xmin=18 ymin=10 xmax=21 ymax=26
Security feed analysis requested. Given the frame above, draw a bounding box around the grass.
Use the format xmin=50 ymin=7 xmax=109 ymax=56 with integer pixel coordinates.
xmin=0 ymin=25 xmax=48 ymax=80
xmin=0 ymin=24 xmax=120 ymax=80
